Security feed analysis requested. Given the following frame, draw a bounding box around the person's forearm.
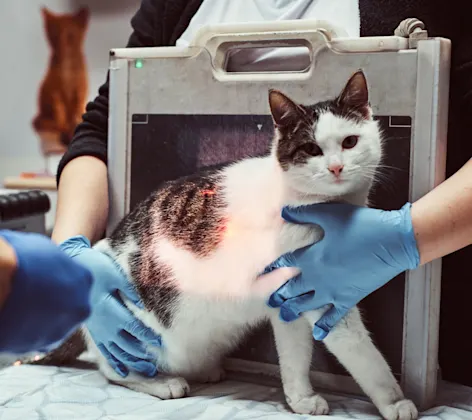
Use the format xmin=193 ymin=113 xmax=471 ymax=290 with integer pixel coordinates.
xmin=52 ymin=156 xmax=109 ymax=244
xmin=411 ymin=158 xmax=472 ymax=265
xmin=0 ymin=238 xmax=16 ymax=310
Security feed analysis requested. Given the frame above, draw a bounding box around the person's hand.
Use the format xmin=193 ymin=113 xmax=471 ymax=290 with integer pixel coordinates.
xmin=0 ymin=230 xmax=92 ymax=354
xmin=266 ymin=203 xmax=420 ymax=340
xmin=60 ymin=235 xmax=162 ymax=378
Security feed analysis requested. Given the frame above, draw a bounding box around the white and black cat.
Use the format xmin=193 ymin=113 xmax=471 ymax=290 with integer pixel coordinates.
xmin=35 ymin=71 xmax=417 ymax=419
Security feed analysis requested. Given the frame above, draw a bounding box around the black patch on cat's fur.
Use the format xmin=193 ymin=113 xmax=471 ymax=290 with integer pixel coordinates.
xmin=106 ymin=169 xmax=225 ymax=328
xmin=108 ymin=188 xmax=181 ymax=328
xmin=109 ymin=192 xmax=157 ymax=249
xmin=155 ymin=170 xmax=226 ymax=257
xmin=130 ymin=250 xmax=178 ymax=328
xmin=110 ymin=168 xmax=225 ymax=258
xmin=271 ymin=70 xmax=370 ymax=170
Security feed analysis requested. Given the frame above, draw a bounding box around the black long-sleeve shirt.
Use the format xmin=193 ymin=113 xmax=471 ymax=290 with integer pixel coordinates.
xmin=57 ymin=0 xmax=472 ymax=385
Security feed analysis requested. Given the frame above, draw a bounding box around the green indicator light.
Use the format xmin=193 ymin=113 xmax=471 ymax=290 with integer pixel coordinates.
xmin=135 ymin=59 xmax=144 ymax=69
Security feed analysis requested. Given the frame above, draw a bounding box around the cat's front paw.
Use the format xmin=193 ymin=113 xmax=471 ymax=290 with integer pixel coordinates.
xmin=286 ymin=393 xmax=329 ymax=415
xmin=381 ymin=399 xmax=418 ymax=420
xmin=144 ymin=376 xmax=190 ymax=399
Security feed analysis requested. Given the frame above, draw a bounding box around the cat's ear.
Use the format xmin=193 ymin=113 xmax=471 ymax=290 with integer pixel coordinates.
xmin=41 ymin=7 xmax=58 ymax=42
xmin=337 ymin=70 xmax=370 ymax=119
xmin=41 ymin=7 xmax=54 ymax=21
xmin=75 ymin=7 xmax=90 ymax=27
xmin=269 ymin=90 xmax=305 ymax=128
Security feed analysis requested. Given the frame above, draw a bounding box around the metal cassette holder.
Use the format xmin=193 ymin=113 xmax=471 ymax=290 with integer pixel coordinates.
xmin=107 ymin=18 xmax=450 ymax=410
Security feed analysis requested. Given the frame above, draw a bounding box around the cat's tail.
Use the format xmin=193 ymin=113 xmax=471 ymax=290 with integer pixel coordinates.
xmin=25 ymin=329 xmax=87 ymax=367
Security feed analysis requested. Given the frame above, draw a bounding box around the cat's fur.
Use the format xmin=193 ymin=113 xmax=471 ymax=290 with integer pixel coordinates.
xmin=32 ymin=7 xmax=89 ymax=156
xmin=36 ymin=71 xmax=417 ymax=419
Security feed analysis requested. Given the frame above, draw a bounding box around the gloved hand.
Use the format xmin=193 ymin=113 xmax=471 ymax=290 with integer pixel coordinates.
xmin=0 ymin=230 xmax=92 ymax=354
xmin=266 ymin=202 xmax=420 ymax=340
xmin=60 ymin=235 xmax=162 ymax=378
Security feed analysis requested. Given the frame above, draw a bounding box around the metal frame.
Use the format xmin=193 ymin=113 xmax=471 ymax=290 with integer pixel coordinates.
xmin=108 ymin=55 xmax=130 ymax=233
xmin=107 ymin=26 xmax=450 ymax=410
xmin=402 ymin=37 xmax=450 ymax=408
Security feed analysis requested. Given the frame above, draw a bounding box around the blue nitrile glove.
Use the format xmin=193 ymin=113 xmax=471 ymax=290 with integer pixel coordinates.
xmin=0 ymin=230 xmax=92 ymax=354
xmin=267 ymin=202 xmax=420 ymax=340
xmin=60 ymin=235 xmax=162 ymax=377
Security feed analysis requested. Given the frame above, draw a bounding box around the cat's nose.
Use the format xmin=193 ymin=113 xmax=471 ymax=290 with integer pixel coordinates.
xmin=328 ymin=164 xmax=344 ymax=177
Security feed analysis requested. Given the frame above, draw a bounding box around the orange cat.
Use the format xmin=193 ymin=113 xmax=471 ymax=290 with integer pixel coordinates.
xmin=32 ymin=7 xmax=89 ymax=157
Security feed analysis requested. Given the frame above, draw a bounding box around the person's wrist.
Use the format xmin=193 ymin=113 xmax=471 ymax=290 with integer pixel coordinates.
xmin=0 ymin=238 xmax=18 ymax=309
xmin=52 ymin=228 xmax=89 ymax=245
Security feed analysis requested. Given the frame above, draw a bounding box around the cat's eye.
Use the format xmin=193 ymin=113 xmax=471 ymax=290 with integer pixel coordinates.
xmin=297 ymin=143 xmax=323 ymax=157
xmin=342 ymin=135 xmax=358 ymax=149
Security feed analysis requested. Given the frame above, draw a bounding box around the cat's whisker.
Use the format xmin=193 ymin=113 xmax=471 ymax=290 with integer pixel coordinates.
xmin=366 ymin=171 xmax=391 ymax=181
xmin=364 ymin=173 xmax=398 ymax=194
xmin=369 ymin=165 xmax=404 ymax=174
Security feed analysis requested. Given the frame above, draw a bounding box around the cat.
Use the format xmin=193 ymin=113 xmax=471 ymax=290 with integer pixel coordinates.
xmin=32 ymin=7 xmax=89 ymax=157
xmin=34 ymin=70 xmax=417 ymax=420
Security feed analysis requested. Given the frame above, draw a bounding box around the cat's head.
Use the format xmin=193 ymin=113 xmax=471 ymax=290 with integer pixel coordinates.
xmin=41 ymin=7 xmax=89 ymax=50
xmin=269 ymin=70 xmax=382 ymax=200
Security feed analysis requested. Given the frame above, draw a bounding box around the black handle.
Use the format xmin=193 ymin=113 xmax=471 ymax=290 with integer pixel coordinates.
xmin=0 ymin=190 xmax=51 ymax=221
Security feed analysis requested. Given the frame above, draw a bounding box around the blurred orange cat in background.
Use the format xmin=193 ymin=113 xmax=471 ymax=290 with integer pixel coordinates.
xmin=32 ymin=7 xmax=89 ymax=157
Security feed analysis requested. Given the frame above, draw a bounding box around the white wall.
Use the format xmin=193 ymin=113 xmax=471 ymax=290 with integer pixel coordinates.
xmin=0 ymin=0 xmax=141 ymax=179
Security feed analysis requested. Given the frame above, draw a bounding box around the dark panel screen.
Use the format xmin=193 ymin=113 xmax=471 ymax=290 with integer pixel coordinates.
xmin=130 ymin=114 xmax=411 ymax=376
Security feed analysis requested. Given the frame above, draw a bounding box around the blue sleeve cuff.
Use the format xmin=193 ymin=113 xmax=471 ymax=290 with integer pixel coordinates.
xmin=399 ymin=203 xmax=420 ymax=270
xmin=59 ymin=235 xmax=92 ymax=256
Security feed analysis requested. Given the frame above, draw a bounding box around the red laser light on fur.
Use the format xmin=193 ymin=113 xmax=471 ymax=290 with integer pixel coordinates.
xmin=217 ymin=217 xmax=234 ymax=238
xmin=201 ymin=189 xmax=216 ymax=197
xmin=225 ymin=223 xmax=234 ymax=237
